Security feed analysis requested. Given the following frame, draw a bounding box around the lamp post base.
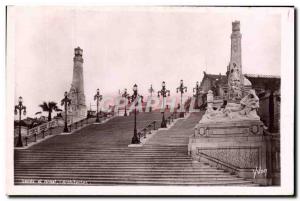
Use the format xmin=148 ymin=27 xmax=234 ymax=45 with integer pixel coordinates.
xmin=16 ymin=139 xmax=23 ymax=147
xmin=131 ymin=129 xmax=140 ymax=144
xmin=179 ymin=112 xmax=185 ymax=118
xmin=96 ymin=117 xmax=100 ymax=123
xmin=63 ymin=127 xmax=69 ymax=133
xmin=161 ymin=112 xmax=167 ymax=128
xmin=161 ymin=121 xmax=167 ymax=128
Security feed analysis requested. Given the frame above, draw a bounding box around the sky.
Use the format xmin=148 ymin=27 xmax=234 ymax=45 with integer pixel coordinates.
xmin=9 ymin=7 xmax=281 ymax=117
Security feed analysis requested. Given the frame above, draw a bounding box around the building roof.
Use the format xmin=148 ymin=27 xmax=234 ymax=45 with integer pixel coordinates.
xmin=244 ymin=74 xmax=280 ymax=79
xmin=201 ymin=71 xmax=280 ymax=89
xmin=203 ymin=72 xmax=226 ymax=79
xmin=244 ymin=73 xmax=281 ymax=90
xmin=203 ymin=71 xmax=227 ymax=85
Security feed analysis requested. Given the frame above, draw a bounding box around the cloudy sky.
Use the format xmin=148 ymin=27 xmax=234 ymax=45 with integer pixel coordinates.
xmin=9 ymin=7 xmax=281 ymax=117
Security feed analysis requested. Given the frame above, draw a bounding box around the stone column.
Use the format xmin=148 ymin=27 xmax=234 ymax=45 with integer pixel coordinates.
xmin=68 ymin=47 xmax=87 ymax=121
xmin=228 ymin=21 xmax=243 ymax=101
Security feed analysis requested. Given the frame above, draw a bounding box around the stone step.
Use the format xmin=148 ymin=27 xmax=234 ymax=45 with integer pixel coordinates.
xmin=17 ymin=150 xmax=189 ymax=153
xmin=15 ymin=170 xmax=226 ymax=175
xmin=15 ymin=177 xmax=245 ymax=184
xmin=14 ymin=170 xmax=229 ymax=175
xmin=16 ymin=159 xmax=197 ymax=163
xmin=148 ymin=138 xmax=188 ymax=140
xmin=147 ymin=143 xmax=188 ymax=146
xmin=17 ymin=150 xmax=188 ymax=153
xmin=15 ymin=155 xmax=196 ymax=160
xmin=16 ymin=155 xmax=193 ymax=158
xmin=16 ymin=155 xmax=190 ymax=159
xmin=19 ymin=147 xmax=188 ymax=151
xmin=14 ymin=174 xmax=245 ymax=181
xmin=19 ymin=147 xmax=187 ymax=150
xmin=15 ymin=156 xmax=193 ymax=160
xmin=14 ymin=180 xmax=257 ymax=186
xmin=19 ymin=149 xmax=188 ymax=157
xmin=14 ymin=173 xmax=236 ymax=178
xmin=15 ymin=163 xmax=208 ymax=167
xmin=14 ymin=177 xmax=254 ymax=185
xmin=15 ymin=166 xmax=224 ymax=173
xmin=18 ymin=151 xmax=188 ymax=154
xmin=18 ymin=147 xmax=187 ymax=151
xmin=15 ymin=165 xmax=210 ymax=169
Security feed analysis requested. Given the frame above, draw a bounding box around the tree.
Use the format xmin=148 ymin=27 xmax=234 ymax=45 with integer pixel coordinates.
xmin=39 ymin=101 xmax=59 ymax=121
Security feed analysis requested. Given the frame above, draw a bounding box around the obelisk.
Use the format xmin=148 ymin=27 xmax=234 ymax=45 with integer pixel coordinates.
xmin=228 ymin=21 xmax=244 ymax=101
xmin=68 ymin=47 xmax=87 ymax=121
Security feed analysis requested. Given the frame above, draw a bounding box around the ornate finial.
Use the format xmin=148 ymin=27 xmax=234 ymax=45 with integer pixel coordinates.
xmin=74 ymin=47 xmax=83 ymax=56
xmin=232 ymin=21 xmax=240 ymax=32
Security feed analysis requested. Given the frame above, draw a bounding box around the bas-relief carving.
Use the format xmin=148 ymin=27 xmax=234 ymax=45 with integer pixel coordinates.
xmin=198 ymin=148 xmax=260 ymax=169
xmin=208 ymin=127 xmax=249 ymax=135
xmin=228 ymin=63 xmax=243 ymax=100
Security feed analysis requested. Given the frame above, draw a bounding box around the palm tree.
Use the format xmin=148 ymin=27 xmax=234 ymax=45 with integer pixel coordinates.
xmin=39 ymin=101 xmax=59 ymax=121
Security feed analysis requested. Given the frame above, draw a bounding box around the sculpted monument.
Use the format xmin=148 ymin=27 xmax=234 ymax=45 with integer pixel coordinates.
xmin=188 ymin=21 xmax=271 ymax=185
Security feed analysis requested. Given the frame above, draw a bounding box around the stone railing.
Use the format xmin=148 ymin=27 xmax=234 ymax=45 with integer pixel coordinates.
xmin=66 ymin=117 xmax=92 ymax=133
xmin=137 ymin=121 xmax=157 ymax=141
xmin=196 ymin=152 xmax=239 ymax=175
xmin=66 ymin=115 xmax=112 ymax=133
xmin=14 ymin=119 xmax=58 ymax=147
xmin=136 ymin=112 xmax=178 ymax=142
xmin=14 ymin=115 xmax=113 ymax=147
xmin=166 ymin=112 xmax=178 ymax=123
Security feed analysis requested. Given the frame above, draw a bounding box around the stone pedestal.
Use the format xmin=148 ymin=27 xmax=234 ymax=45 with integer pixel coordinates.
xmin=189 ymin=119 xmax=272 ymax=185
xmin=62 ymin=106 xmax=87 ymax=124
xmin=71 ymin=106 xmax=87 ymax=122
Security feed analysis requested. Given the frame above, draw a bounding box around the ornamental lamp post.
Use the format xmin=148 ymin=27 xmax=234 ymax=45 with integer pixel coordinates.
xmin=148 ymin=84 xmax=155 ymax=112
xmin=61 ymin=91 xmax=71 ymax=133
xmin=193 ymin=81 xmax=201 ymax=109
xmin=131 ymin=84 xmax=143 ymax=144
xmin=15 ymin=96 xmax=26 ymax=147
xmin=122 ymin=88 xmax=130 ymax=116
xmin=94 ymin=88 xmax=103 ymax=123
xmin=158 ymin=81 xmax=170 ymax=128
xmin=176 ymin=79 xmax=188 ymax=118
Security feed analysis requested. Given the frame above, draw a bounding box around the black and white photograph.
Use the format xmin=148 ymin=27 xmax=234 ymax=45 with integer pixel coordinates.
xmin=5 ymin=5 xmax=294 ymax=196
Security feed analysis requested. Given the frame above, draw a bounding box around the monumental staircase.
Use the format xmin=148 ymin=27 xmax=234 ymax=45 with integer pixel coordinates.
xmin=14 ymin=111 xmax=257 ymax=186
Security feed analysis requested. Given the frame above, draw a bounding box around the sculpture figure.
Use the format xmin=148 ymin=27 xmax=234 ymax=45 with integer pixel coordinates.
xmin=229 ymin=65 xmax=243 ymax=100
xmin=201 ymin=89 xmax=260 ymax=122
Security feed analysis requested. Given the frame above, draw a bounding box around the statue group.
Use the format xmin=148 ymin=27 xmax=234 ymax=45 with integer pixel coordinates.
xmin=202 ymin=89 xmax=260 ymax=122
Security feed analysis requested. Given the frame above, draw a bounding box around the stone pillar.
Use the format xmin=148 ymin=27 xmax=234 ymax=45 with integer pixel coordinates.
xmin=207 ymin=90 xmax=214 ymax=110
xmin=269 ymin=90 xmax=275 ymax=132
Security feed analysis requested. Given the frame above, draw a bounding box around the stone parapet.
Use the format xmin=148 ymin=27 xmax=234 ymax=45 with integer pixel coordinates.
xmin=189 ymin=119 xmax=272 ymax=185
